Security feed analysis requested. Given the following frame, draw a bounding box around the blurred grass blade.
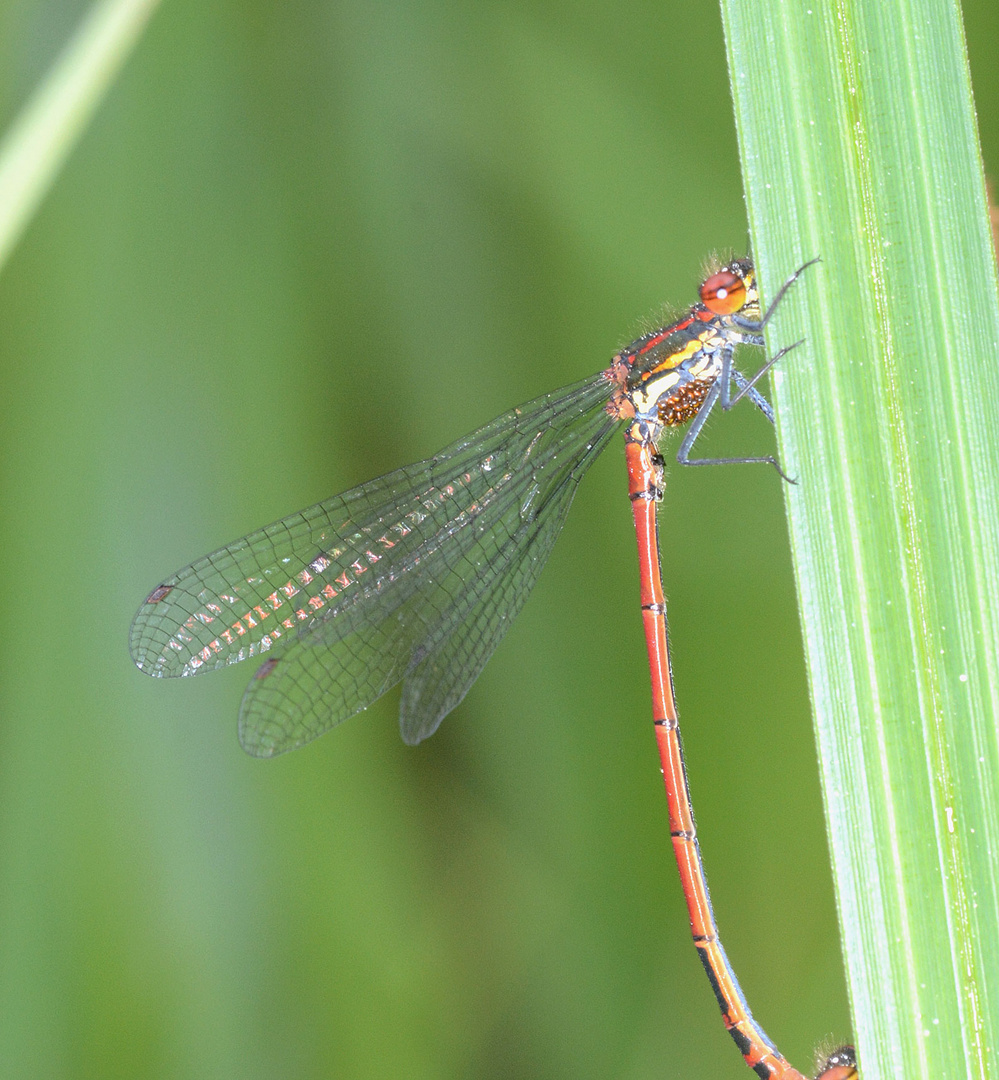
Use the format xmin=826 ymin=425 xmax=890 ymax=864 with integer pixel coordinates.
xmin=0 ymin=0 xmax=161 ymax=274
xmin=720 ymin=1 xmax=999 ymax=1078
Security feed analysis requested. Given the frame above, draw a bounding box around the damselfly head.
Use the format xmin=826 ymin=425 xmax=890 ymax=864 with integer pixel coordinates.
xmin=814 ymin=1045 xmax=857 ymax=1080
xmin=699 ymin=258 xmax=757 ymax=316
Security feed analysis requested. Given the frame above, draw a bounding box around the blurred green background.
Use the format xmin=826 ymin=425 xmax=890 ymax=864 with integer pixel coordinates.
xmin=0 ymin=1 xmax=995 ymax=1077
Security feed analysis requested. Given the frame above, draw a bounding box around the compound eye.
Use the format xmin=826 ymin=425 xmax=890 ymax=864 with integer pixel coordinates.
xmin=699 ymin=268 xmax=746 ymax=314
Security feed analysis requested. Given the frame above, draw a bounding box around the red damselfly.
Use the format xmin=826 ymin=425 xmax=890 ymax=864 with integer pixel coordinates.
xmin=131 ymin=256 xmax=842 ymax=1079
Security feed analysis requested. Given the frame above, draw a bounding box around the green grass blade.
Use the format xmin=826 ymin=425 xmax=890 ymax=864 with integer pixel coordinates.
xmin=719 ymin=2 xmax=999 ymax=1078
xmin=0 ymin=0 xmax=162 ymax=274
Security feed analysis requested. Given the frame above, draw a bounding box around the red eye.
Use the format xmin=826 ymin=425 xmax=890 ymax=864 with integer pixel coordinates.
xmin=699 ymin=269 xmax=746 ymax=314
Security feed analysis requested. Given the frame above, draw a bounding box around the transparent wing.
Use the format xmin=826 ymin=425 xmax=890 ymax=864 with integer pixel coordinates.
xmin=131 ymin=372 xmax=620 ymax=752
xmin=237 ymin=586 xmax=434 ymax=755
xmin=236 ymin=405 xmax=616 ymax=756
xmin=397 ymin=466 xmax=580 ymax=745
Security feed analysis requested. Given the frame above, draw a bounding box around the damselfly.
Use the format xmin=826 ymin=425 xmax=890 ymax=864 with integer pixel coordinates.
xmin=132 ymin=256 xmax=840 ymax=1079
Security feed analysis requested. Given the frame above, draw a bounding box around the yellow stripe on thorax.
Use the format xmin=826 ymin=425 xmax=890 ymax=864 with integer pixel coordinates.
xmin=630 ymin=332 xmax=723 ymax=417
